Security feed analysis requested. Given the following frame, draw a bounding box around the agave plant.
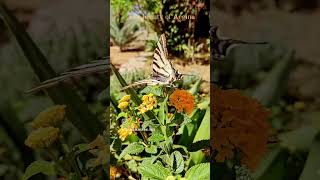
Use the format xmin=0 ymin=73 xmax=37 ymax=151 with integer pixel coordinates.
xmin=110 ymin=16 xmax=143 ymax=52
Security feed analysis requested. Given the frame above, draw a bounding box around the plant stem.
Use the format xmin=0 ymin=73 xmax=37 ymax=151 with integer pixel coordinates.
xmin=59 ymin=137 xmax=82 ymax=179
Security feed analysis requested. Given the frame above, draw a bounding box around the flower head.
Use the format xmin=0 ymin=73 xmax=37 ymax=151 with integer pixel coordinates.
xmin=25 ymin=127 xmax=60 ymax=149
xmin=138 ymin=93 xmax=157 ymax=114
xmin=31 ymin=105 xmax=66 ymax=129
xmin=169 ymin=89 xmax=195 ymax=115
xmin=119 ymin=95 xmax=131 ymax=103
xmin=212 ymin=87 xmax=270 ymax=170
xmin=118 ymin=101 xmax=129 ymax=110
xmin=118 ymin=118 xmax=139 ymax=141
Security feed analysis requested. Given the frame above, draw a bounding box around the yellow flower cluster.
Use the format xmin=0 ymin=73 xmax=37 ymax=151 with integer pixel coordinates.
xmin=138 ymin=93 xmax=157 ymax=114
xmin=118 ymin=118 xmax=138 ymax=141
xmin=31 ymin=105 xmax=67 ymax=129
xmin=25 ymin=127 xmax=60 ymax=149
xmin=118 ymin=95 xmax=131 ymax=110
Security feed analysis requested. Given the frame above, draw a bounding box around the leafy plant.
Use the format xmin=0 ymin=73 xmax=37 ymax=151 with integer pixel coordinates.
xmin=110 ymin=16 xmax=143 ymax=52
xmin=110 ymin=64 xmax=210 ymax=179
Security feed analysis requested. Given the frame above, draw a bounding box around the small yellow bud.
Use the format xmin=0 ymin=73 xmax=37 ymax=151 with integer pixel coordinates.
xmin=118 ymin=102 xmax=129 ymax=110
xmin=25 ymin=127 xmax=60 ymax=149
xmin=32 ymin=105 xmax=66 ymax=129
xmin=119 ymin=95 xmax=131 ymax=103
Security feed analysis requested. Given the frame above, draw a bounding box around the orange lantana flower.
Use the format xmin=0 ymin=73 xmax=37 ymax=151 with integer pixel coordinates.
xmin=169 ymin=89 xmax=195 ymax=115
xmin=212 ymin=87 xmax=270 ymax=170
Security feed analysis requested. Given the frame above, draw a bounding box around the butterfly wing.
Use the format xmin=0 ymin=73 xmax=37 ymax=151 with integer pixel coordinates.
xmin=210 ymin=26 xmax=267 ymax=61
xmin=122 ymin=34 xmax=179 ymax=90
xmin=152 ymin=34 xmax=177 ymax=83
xmin=27 ymin=59 xmax=109 ymax=93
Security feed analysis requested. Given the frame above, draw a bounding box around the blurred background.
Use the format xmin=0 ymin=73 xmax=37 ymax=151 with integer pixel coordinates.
xmin=211 ymin=0 xmax=320 ymax=179
xmin=110 ymin=0 xmax=210 ymax=96
xmin=0 ymin=0 xmax=107 ymax=179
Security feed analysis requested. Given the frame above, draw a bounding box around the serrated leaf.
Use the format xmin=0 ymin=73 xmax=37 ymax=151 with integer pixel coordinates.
xmin=185 ymin=163 xmax=210 ymax=180
xmin=119 ymin=142 xmax=144 ymax=159
xmin=170 ymin=151 xmax=184 ymax=174
xmin=145 ymin=145 xmax=158 ymax=154
xmin=148 ymin=133 xmax=165 ymax=143
xmin=138 ymin=161 xmax=171 ymax=180
xmin=22 ymin=160 xmax=56 ymax=180
xmin=127 ymin=160 xmax=138 ymax=172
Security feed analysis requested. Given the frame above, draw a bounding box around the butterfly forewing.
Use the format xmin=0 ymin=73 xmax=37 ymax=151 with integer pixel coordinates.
xmin=152 ymin=34 xmax=176 ymax=81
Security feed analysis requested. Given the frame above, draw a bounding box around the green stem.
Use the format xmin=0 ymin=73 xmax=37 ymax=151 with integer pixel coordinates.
xmin=59 ymin=137 xmax=82 ymax=179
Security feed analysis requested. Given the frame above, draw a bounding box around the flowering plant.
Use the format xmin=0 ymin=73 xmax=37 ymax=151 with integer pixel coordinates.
xmin=109 ymin=64 xmax=210 ymax=179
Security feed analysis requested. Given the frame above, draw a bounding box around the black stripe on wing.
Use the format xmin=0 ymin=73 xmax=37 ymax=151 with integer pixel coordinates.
xmin=152 ymin=34 xmax=174 ymax=82
xmin=27 ymin=58 xmax=109 ymax=93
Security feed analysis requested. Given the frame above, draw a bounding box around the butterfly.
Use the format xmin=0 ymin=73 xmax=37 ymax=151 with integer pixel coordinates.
xmin=27 ymin=59 xmax=109 ymax=93
xmin=122 ymin=34 xmax=187 ymax=90
xmin=210 ymin=25 xmax=267 ymax=61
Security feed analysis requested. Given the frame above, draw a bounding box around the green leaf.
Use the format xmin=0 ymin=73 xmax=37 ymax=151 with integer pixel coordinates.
xmin=138 ymin=161 xmax=171 ymax=180
xmin=299 ymin=135 xmax=320 ymax=180
xmin=145 ymin=145 xmax=158 ymax=154
xmin=158 ymin=96 xmax=168 ymax=125
xmin=22 ymin=161 xmax=56 ymax=180
xmin=253 ymin=146 xmax=282 ymax=179
xmin=188 ymin=140 xmax=211 ymax=152
xmin=252 ymin=51 xmax=293 ymax=106
xmin=127 ymin=160 xmax=138 ymax=173
xmin=73 ymin=143 xmax=91 ymax=156
xmin=185 ymin=163 xmax=210 ymax=180
xmin=148 ymin=133 xmax=165 ymax=143
xmin=170 ymin=151 xmax=184 ymax=174
xmin=279 ymin=126 xmax=319 ymax=151
xmin=190 ymin=151 xmax=206 ymax=166
xmin=257 ymin=149 xmax=289 ymax=180
xmin=193 ymin=107 xmax=210 ymax=142
xmin=197 ymin=99 xmax=210 ymax=110
xmin=189 ymin=78 xmax=201 ymax=95
xmin=178 ymin=109 xmax=206 ymax=146
xmin=0 ymin=102 xmax=35 ymax=167
xmin=119 ymin=142 xmax=144 ymax=159
xmin=141 ymin=86 xmax=163 ymax=96
xmin=0 ymin=3 xmax=103 ymax=141
xmin=117 ymin=112 xmax=127 ymax=120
